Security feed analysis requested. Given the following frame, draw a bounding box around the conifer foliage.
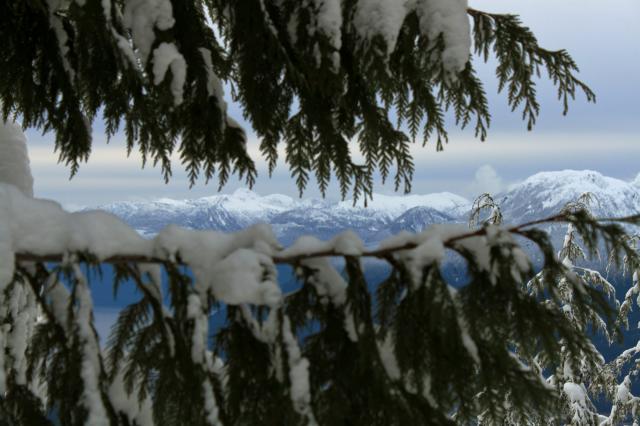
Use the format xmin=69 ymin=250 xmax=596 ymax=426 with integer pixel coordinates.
xmin=0 ymin=0 xmax=594 ymax=201
xmin=1 ymin=1 xmax=631 ymax=425
xmin=470 ymin=194 xmax=640 ymax=425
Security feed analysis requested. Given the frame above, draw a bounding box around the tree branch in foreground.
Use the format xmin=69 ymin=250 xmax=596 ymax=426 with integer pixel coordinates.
xmin=14 ymin=213 xmax=636 ymax=266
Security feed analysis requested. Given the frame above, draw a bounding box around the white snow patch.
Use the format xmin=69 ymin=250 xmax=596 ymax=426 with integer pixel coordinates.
xmin=109 ymin=370 xmax=154 ymax=426
xmin=281 ymin=315 xmax=316 ymax=423
xmin=415 ymin=0 xmax=470 ymax=74
xmin=449 ymin=286 xmax=480 ymax=364
xmin=154 ymin=224 xmax=282 ymax=306
xmin=353 ymin=0 xmax=411 ymax=56
xmin=46 ymin=0 xmax=76 ymax=78
xmin=123 ymin=0 xmax=175 ymax=63
xmin=0 ymin=122 xmax=33 ymax=197
xmin=152 ymin=42 xmax=187 ymax=106
xmin=198 ymin=47 xmax=226 ymax=111
xmin=281 ymin=232 xmax=365 ymax=305
xmin=378 ymin=224 xmax=464 ymax=285
xmin=209 ymin=248 xmax=282 ymax=306
xmin=377 ymin=333 xmax=401 ymax=381
xmin=313 ymin=0 xmax=343 ymax=69
xmin=352 ymin=0 xmax=470 ymax=73
xmin=73 ymin=264 xmax=110 ymax=426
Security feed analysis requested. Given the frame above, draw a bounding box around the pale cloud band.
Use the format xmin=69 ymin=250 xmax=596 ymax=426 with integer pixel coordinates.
xmin=28 ymin=131 xmax=640 ymax=207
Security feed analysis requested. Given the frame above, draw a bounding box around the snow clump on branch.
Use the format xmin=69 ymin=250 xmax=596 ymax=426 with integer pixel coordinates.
xmin=352 ymin=0 xmax=471 ymax=73
xmin=0 ymin=183 xmax=283 ymax=309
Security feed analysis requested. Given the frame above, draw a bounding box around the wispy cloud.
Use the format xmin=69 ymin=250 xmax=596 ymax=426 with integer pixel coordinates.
xmin=467 ymin=165 xmax=505 ymax=198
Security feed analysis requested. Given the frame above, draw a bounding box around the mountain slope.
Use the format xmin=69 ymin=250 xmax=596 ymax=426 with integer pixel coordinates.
xmin=499 ymin=170 xmax=640 ymax=223
xmin=390 ymin=207 xmax=456 ymax=234
xmin=97 ymin=189 xmax=472 ymax=243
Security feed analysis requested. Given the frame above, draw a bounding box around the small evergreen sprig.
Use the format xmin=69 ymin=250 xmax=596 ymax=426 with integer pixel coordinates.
xmin=468 ymin=8 xmax=596 ymax=130
xmin=469 ymin=193 xmax=503 ymax=228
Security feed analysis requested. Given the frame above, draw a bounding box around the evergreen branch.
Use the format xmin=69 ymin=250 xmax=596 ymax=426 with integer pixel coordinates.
xmin=467 ymin=6 xmax=596 ymax=126
xmin=14 ymin=213 xmax=638 ymax=267
xmin=0 ymin=2 xmax=596 ymax=201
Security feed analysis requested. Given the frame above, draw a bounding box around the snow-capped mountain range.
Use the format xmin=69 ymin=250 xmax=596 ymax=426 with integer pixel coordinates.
xmin=97 ymin=170 xmax=640 ymax=246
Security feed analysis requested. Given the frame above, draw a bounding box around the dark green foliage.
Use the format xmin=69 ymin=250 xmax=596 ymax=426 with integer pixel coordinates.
xmin=0 ymin=1 xmax=593 ymax=202
xmin=217 ymin=309 xmax=301 ymax=425
xmin=468 ymin=9 xmax=596 ymax=129
xmin=0 ymin=384 xmax=53 ymax=426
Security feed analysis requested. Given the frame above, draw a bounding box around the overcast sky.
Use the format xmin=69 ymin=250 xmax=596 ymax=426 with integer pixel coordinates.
xmin=25 ymin=0 xmax=640 ymax=208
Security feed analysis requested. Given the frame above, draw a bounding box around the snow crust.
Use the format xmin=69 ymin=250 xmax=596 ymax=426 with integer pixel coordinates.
xmin=154 ymin=224 xmax=282 ymax=306
xmin=0 ymin=183 xmax=150 ymax=288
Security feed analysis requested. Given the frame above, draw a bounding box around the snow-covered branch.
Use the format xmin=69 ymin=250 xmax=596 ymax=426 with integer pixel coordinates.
xmin=2 ymin=180 xmax=638 ymax=424
xmin=10 ymin=209 xmax=589 ymax=267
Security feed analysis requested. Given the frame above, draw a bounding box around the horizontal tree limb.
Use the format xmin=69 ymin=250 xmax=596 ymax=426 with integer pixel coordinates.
xmin=11 ymin=213 xmax=582 ymax=266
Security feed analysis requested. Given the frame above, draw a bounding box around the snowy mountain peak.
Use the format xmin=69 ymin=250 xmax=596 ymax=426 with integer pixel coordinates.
xmin=96 ymin=169 xmax=640 ymax=245
xmin=522 ymin=169 xmax=609 ymax=187
xmin=212 ymin=188 xmax=296 ymax=213
xmin=501 ymin=169 xmax=640 ymax=221
xmin=512 ymin=170 xmax=634 ymax=199
xmin=231 ymin=187 xmax=256 ymax=197
xmin=632 ymin=173 xmax=640 ymax=188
